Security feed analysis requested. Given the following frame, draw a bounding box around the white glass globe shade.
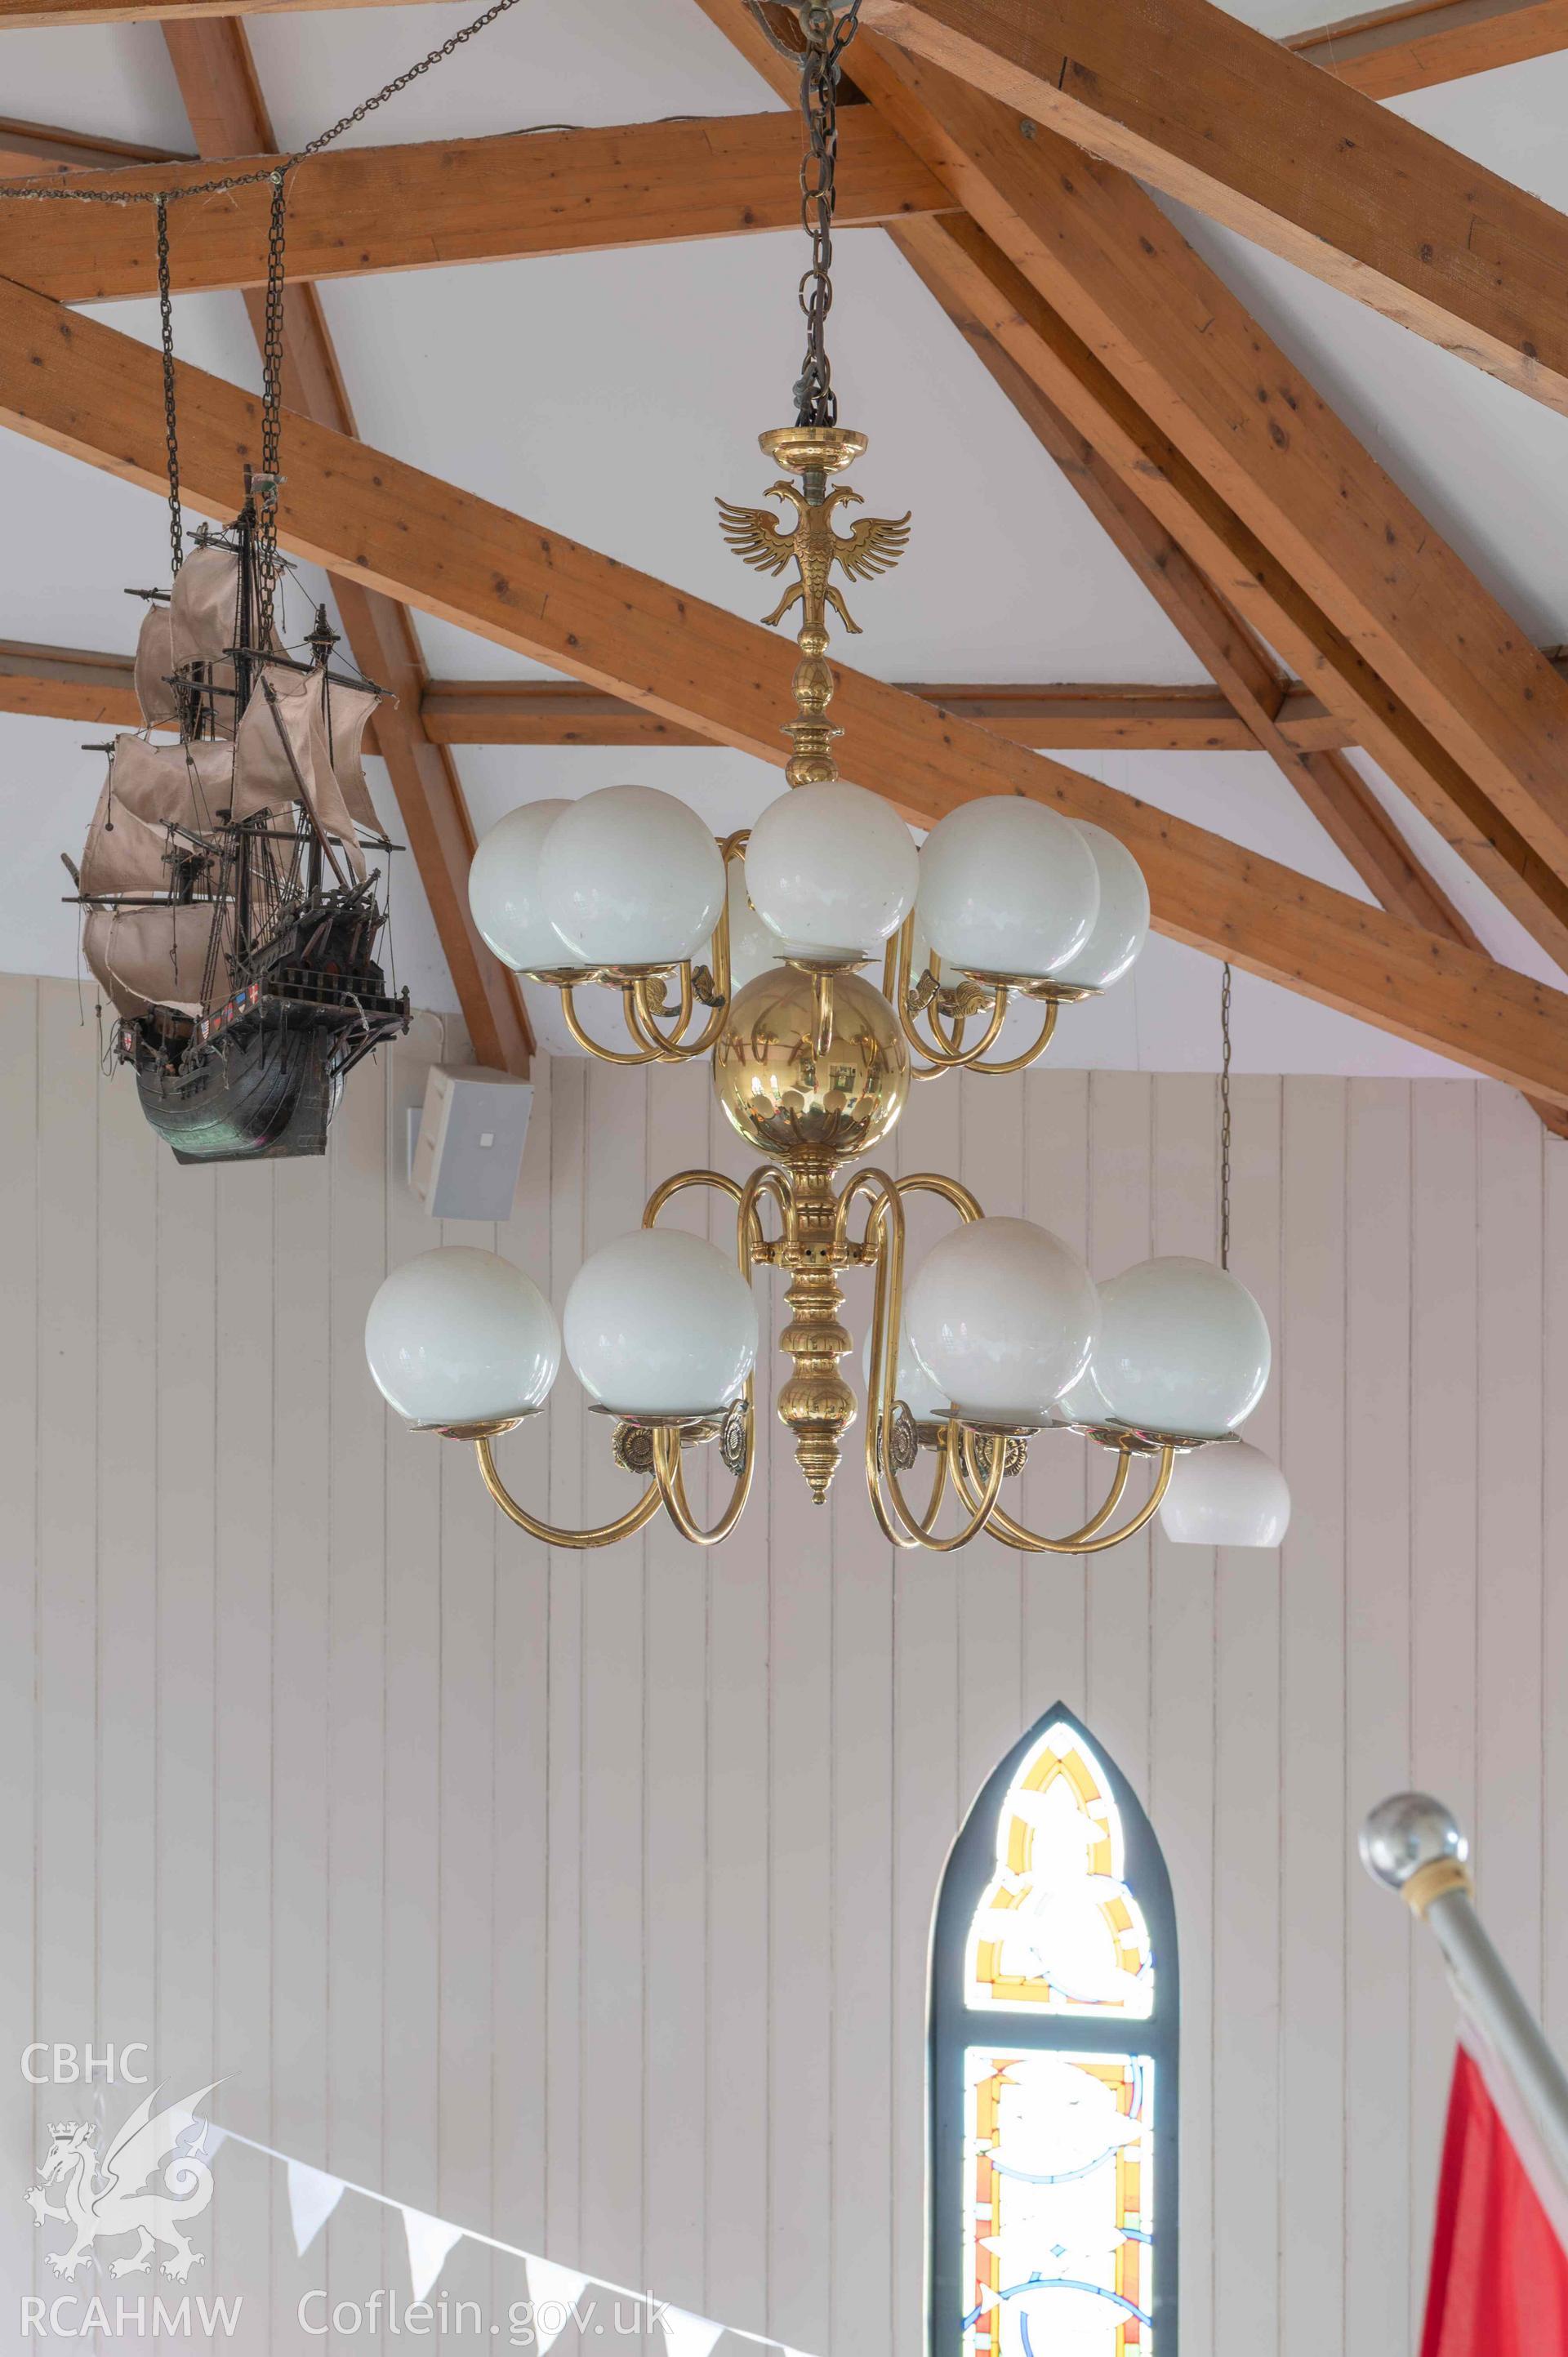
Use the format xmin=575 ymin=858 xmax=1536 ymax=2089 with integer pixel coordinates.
xmin=1054 ymin=1357 xmax=1113 ymax=1428
xmin=468 ymin=797 xmax=574 ymax=972
xmin=916 ymin=797 xmax=1098 ymax=980
xmin=365 ymin=1247 xmax=560 ymax=1431
xmin=541 ymin=784 xmax=725 ymax=967
xmin=564 ymin=1229 xmax=759 ymax=1417
xmin=903 ymin=1216 xmax=1098 ymax=1427
xmin=727 ymin=857 xmax=780 ymax=991
xmin=1160 ymin=1440 xmax=1292 ymax=1548
xmin=745 ymin=782 xmax=918 ymax=960
xmin=1095 ymin=1254 xmax=1271 ymax=1439
xmin=860 ymin=1321 xmax=947 ymax=1422
xmin=1049 ymin=820 xmax=1150 ymax=992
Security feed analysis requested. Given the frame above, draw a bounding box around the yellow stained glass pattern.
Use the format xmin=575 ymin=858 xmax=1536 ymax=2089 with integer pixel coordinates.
xmin=963 ymin=2048 xmax=1153 ymax=2356
xmin=964 ymin=1722 xmax=1154 ymax=2017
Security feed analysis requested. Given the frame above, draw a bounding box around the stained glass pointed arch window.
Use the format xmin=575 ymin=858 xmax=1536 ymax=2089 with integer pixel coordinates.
xmin=929 ymin=1709 xmax=1178 ymax=2357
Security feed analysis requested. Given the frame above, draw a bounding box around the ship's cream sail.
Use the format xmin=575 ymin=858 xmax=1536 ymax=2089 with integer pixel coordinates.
xmin=107 ymin=734 xmax=234 ymax=833
xmin=132 ymin=604 xmax=180 ymax=728
xmin=78 ymin=530 xmax=386 ymax=1027
xmin=83 ymin=902 xmax=232 ymax=1018
xmin=230 ymin=664 xmax=368 ymax=876
xmin=163 ymin=544 xmax=288 ymax=733
xmin=317 ymin=674 xmax=383 ymax=838
xmin=78 ymin=774 xmax=177 ymax=898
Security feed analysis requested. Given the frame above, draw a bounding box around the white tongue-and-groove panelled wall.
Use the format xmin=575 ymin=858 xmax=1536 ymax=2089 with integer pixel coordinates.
xmin=2 ymin=974 xmax=1565 ymax=2355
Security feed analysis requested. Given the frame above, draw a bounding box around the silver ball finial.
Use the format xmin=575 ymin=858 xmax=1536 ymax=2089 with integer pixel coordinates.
xmin=1360 ymin=1793 xmax=1468 ymax=1891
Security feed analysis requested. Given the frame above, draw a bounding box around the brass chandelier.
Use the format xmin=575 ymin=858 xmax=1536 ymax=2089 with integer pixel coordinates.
xmin=363 ymin=0 xmax=1290 ymax=1556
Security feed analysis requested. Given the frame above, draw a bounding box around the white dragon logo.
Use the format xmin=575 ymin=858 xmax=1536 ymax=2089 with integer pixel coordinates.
xmin=25 ymin=2083 xmax=219 ymax=2282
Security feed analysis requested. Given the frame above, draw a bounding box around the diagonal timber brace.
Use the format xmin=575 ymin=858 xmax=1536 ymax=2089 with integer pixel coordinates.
xmin=2 ymin=271 xmax=1568 ymax=1101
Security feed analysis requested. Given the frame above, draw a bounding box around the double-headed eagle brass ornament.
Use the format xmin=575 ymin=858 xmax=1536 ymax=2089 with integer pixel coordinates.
xmin=716 ymin=423 xmax=910 ymax=786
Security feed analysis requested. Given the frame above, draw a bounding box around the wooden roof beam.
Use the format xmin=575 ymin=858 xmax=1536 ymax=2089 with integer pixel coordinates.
xmin=1 ymin=277 xmax=1566 ymax=1101
xmin=894 ymin=230 xmax=1481 ymax=948
xmin=858 ymin=0 xmax=1568 ymax=416
xmin=842 ymin=42 xmax=1568 ymax=960
xmin=0 ymin=117 xmax=187 ymax=179
xmin=0 ymin=0 xmax=442 ymax=22
xmin=886 ymin=216 xmax=1568 ymax=1131
xmin=0 ymin=112 xmax=954 ymax=305
xmin=0 ymin=640 xmax=1372 ymax=750
xmin=420 ymin=677 xmax=1344 ymax=751
xmin=0 ymin=641 xmax=1362 ymax=750
xmin=1286 ymin=0 xmax=1568 ymax=99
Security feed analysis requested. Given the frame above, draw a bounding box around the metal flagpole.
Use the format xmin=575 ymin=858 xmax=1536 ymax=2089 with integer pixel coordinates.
xmin=1361 ymin=1793 xmax=1568 ymax=2193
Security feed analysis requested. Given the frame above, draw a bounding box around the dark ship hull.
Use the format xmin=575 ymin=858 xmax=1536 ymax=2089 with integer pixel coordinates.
xmin=116 ymin=895 xmax=410 ymax=1164
xmin=136 ymin=1014 xmax=340 ymax=1163
xmin=121 ymin=957 xmax=408 ymax=1165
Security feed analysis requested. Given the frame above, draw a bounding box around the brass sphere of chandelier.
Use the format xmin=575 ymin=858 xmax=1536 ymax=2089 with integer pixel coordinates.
xmin=363 ymin=0 xmax=1290 ymax=1557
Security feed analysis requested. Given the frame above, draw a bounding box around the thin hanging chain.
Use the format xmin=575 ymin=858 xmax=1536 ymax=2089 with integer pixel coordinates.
xmin=155 ymin=196 xmax=183 ymax=578
xmin=0 ymin=0 xmax=528 ymax=207
xmin=255 ymin=172 xmax=289 ymax=630
xmin=1219 ymin=960 xmax=1233 ymax=1271
xmin=791 ymin=0 xmax=865 ymax=427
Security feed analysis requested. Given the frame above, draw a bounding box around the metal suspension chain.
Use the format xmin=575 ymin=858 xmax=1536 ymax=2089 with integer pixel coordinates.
xmin=154 ymin=195 xmax=183 ymax=580
xmin=0 ymin=0 xmax=528 ymax=207
xmin=1219 ymin=960 xmax=1233 ymax=1270
xmin=776 ymin=0 xmax=866 ymax=427
xmin=255 ymin=172 xmax=289 ymax=630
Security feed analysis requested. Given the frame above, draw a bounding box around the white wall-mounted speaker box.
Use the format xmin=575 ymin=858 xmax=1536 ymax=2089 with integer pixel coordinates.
xmin=408 ymin=1063 xmax=534 ymax=1222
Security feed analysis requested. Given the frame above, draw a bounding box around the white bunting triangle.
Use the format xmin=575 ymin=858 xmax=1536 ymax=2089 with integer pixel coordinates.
xmin=402 ymin=2206 xmax=466 ymax=2303
xmin=525 ymin=2256 xmax=592 ymax=2354
xmin=659 ymin=2306 xmax=725 ymax=2357
xmin=287 ymin=2161 xmax=346 ymax=2258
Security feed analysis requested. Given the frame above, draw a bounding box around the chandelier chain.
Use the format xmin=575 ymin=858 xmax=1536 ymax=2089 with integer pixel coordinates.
xmin=1219 ymin=960 xmax=1233 ymax=1271
xmin=0 ymin=0 xmax=527 ymax=207
xmin=791 ymin=0 xmax=866 ymax=429
xmin=255 ymin=172 xmax=290 ymax=628
xmin=154 ymin=196 xmax=183 ymax=581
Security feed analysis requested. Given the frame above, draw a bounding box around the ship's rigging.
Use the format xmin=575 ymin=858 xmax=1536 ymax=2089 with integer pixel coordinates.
xmin=62 ymin=169 xmax=409 ymax=1161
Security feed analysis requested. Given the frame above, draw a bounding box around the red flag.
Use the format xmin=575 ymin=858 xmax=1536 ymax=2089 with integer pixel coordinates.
xmin=1422 ymin=2039 xmax=1568 ymax=2354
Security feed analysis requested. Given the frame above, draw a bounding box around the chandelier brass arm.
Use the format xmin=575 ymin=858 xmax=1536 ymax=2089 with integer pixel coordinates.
xmin=952 ymin=1429 xmax=1177 ymax=1556
xmin=857 ymin=1165 xmax=1007 ymax=1548
xmin=474 ymin=1432 xmax=663 ymax=1549
xmin=651 ymin=1410 xmax=756 ymax=1546
xmin=412 ymin=1129 xmax=1196 ymax=1557
xmin=883 ymin=915 xmax=1067 ymax=1078
xmin=559 ymin=980 xmax=674 ymax=1067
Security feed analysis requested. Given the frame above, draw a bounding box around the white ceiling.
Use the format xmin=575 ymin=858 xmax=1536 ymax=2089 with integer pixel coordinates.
xmin=2 ymin=0 xmax=1565 ymax=1080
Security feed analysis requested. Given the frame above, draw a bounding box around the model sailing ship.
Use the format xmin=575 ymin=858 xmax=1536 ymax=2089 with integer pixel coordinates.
xmin=66 ymin=483 xmax=410 ymax=1162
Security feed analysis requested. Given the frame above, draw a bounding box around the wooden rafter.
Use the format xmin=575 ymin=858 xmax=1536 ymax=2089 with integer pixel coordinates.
xmin=1 ymin=275 xmax=1566 ymax=1101
xmin=0 ymin=641 xmax=1357 ymax=750
xmin=0 ymin=0 xmax=438 ymax=20
xmin=1 ymin=113 xmax=952 ymax=305
xmin=0 ymin=117 xmax=188 ymax=178
xmin=418 ymin=677 xmax=1342 ymax=751
xmin=0 ymin=639 xmax=144 ymax=724
xmin=840 ymin=44 xmax=1568 ymax=969
xmin=1286 ymin=0 xmax=1568 ymax=97
xmin=893 ymin=234 xmax=1479 ymax=948
xmin=888 ymin=234 xmax=1568 ymax=1133
xmin=858 ymin=0 xmax=1568 ymax=414
xmin=159 ymin=19 xmax=532 ymax=1075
